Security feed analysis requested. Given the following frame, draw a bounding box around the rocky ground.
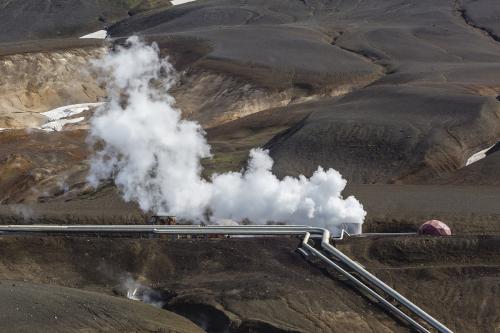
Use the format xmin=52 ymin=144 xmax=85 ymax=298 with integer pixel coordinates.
xmin=0 ymin=0 xmax=499 ymax=332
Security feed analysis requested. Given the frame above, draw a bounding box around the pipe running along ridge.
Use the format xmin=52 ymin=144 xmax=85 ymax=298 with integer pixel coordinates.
xmin=0 ymin=224 xmax=453 ymax=332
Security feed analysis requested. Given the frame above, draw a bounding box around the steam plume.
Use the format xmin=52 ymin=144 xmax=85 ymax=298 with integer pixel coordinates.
xmin=87 ymin=37 xmax=366 ymax=233
xmin=123 ymin=276 xmax=165 ymax=308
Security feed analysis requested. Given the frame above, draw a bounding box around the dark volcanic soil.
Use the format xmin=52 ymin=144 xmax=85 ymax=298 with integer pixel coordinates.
xmin=0 ymin=235 xmax=498 ymax=332
xmin=107 ymin=0 xmax=500 ymax=183
xmin=0 ymin=0 xmax=171 ymax=43
xmin=0 ymin=0 xmax=498 ymax=233
xmin=0 ymin=280 xmax=203 ymax=333
xmin=0 ymin=1 xmax=499 ymax=332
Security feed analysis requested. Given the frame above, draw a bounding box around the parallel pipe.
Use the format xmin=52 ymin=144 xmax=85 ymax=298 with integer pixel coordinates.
xmin=319 ymin=232 xmax=453 ymax=333
xmin=0 ymin=224 xmax=453 ymax=332
xmin=301 ymin=232 xmax=430 ymax=333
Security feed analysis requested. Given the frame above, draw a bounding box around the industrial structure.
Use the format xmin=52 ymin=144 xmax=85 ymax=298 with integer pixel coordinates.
xmin=0 ymin=224 xmax=453 ymax=333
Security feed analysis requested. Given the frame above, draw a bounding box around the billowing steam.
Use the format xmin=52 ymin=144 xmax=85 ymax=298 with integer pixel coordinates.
xmin=87 ymin=37 xmax=366 ymax=232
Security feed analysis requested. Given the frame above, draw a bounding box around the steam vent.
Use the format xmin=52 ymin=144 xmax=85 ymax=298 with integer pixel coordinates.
xmin=0 ymin=0 xmax=500 ymax=332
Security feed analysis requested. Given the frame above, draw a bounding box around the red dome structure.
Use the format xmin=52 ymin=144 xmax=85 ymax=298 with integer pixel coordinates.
xmin=418 ymin=220 xmax=451 ymax=236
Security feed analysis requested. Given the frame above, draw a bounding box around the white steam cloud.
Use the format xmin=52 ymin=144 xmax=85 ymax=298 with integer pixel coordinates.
xmin=87 ymin=37 xmax=366 ymax=233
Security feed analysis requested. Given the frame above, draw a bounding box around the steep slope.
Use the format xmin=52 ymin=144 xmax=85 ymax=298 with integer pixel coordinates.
xmin=0 ymin=0 xmax=498 ymax=231
xmin=0 ymin=281 xmax=204 ymax=333
xmin=0 ymin=235 xmax=498 ymax=332
xmin=265 ymin=86 xmax=500 ymax=183
xmin=457 ymin=0 xmax=500 ymax=40
xmin=0 ymin=0 xmax=171 ymax=42
xmin=426 ymin=150 xmax=500 ymax=185
xmin=0 ymin=47 xmax=105 ymax=129
xmin=105 ymin=0 xmax=500 ymax=183
xmin=109 ymin=1 xmax=384 ymax=127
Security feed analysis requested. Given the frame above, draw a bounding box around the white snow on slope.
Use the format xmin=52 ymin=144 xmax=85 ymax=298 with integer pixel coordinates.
xmin=466 ymin=143 xmax=497 ymax=166
xmin=0 ymin=103 xmax=103 ymax=133
xmin=41 ymin=103 xmax=104 ymax=121
xmin=80 ymin=30 xmax=107 ymax=39
xmin=171 ymin=0 xmax=197 ymax=5
xmin=42 ymin=117 xmax=85 ymax=132
xmin=40 ymin=102 xmax=105 ymax=132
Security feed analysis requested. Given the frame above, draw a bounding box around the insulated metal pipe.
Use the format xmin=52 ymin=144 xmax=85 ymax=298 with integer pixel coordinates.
xmin=320 ymin=232 xmax=453 ymax=333
xmin=301 ymin=232 xmax=430 ymax=333
xmin=0 ymin=223 xmax=453 ymax=332
xmin=0 ymin=224 xmax=327 ymax=236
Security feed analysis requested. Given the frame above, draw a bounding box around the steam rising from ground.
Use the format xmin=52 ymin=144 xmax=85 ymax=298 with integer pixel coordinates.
xmin=10 ymin=204 xmax=35 ymax=221
xmin=124 ymin=276 xmax=165 ymax=308
xmin=87 ymin=37 xmax=366 ymax=232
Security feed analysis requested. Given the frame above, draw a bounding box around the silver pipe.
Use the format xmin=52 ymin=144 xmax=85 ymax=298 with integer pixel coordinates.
xmin=302 ymin=233 xmax=430 ymax=333
xmin=0 ymin=224 xmax=329 ymax=237
xmin=0 ymin=223 xmax=452 ymax=332
xmin=320 ymin=233 xmax=453 ymax=333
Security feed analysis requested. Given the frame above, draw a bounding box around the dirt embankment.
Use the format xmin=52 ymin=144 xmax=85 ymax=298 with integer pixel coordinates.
xmin=338 ymin=235 xmax=500 ymax=333
xmin=0 ymin=235 xmax=497 ymax=332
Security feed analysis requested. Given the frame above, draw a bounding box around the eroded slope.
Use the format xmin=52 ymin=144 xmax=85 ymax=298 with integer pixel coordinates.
xmin=0 ymin=235 xmax=497 ymax=332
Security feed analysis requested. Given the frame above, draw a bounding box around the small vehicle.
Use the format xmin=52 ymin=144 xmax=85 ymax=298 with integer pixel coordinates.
xmin=148 ymin=215 xmax=176 ymax=225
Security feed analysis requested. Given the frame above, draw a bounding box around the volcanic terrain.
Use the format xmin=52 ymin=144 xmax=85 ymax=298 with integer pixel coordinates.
xmin=0 ymin=0 xmax=499 ymax=332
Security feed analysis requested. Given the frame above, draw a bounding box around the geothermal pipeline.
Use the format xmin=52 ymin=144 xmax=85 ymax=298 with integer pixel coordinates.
xmin=0 ymin=224 xmax=452 ymax=333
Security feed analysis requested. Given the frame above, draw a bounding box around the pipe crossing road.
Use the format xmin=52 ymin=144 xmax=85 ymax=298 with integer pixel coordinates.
xmin=0 ymin=224 xmax=453 ymax=333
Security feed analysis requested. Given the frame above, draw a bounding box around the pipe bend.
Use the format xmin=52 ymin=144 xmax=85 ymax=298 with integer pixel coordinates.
xmin=302 ymin=232 xmax=311 ymax=245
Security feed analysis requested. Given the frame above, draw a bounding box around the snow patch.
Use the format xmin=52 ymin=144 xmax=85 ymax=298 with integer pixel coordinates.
xmin=171 ymin=0 xmax=197 ymax=5
xmin=466 ymin=143 xmax=497 ymax=166
xmin=80 ymin=30 xmax=107 ymax=39
xmin=42 ymin=117 xmax=85 ymax=132
xmin=41 ymin=103 xmax=104 ymax=121
xmin=40 ymin=102 xmax=105 ymax=132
